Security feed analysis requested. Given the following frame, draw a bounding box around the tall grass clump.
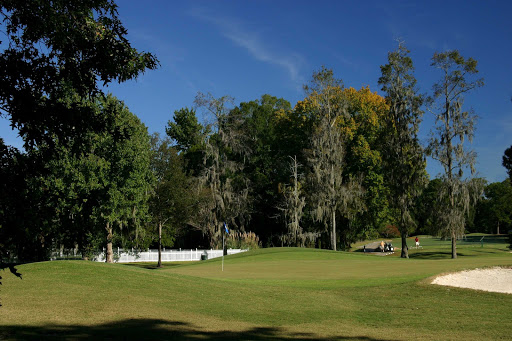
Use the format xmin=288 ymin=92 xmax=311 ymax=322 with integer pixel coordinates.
xmin=226 ymin=231 xmax=261 ymax=250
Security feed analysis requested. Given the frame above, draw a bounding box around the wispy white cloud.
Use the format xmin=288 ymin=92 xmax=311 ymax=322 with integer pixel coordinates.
xmin=334 ymin=53 xmax=357 ymax=69
xmin=130 ymin=29 xmax=198 ymax=92
xmin=188 ymin=7 xmax=305 ymax=85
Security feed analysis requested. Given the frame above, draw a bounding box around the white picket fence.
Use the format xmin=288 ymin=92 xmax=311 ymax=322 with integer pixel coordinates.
xmin=92 ymin=248 xmax=247 ymax=263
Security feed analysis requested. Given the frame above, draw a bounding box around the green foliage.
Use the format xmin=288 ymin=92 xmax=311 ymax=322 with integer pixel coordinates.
xmin=503 ymin=146 xmax=512 ymax=181
xmin=475 ymin=179 xmax=512 ymax=234
xmin=0 ymin=0 xmax=158 ymax=269
xmin=0 ymin=0 xmax=158 ymax=145
xmin=192 ymin=92 xmax=252 ymax=248
xmin=228 ymin=95 xmax=293 ymax=245
xmin=166 ymin=108 xmax=204 ymax=152
xmin=19 ymin=95 xmax=153 ymax=262
xmin=379 ymin=225 xmax=400 ymax=238
xmin=427 ymin=49 xmax=484 ymax=258
xmin=149 ymin=133 xmax=196 ymax=265
xmin=342 ymin=87 xmax=392 ymax=238
xmin=305 ymin=67 xmax=365 ymax=251
xmin=414 ymin=178 xmax=445 ymax=235
xmin=378 ymin=42 xmax=427 ymax=258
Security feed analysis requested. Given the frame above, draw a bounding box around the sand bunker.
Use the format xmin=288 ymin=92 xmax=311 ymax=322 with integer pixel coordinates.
xmin=432 ymin=267 xmax=512 ymax=294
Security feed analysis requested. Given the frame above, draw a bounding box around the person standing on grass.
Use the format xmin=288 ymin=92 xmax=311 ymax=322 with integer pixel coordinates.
xmin=415 ymin=236 xmax=419 ymax=248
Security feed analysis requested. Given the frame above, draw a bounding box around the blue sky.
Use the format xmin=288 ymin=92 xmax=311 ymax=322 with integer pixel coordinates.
xmin=1 ymin=0 xmax=511 ymax=182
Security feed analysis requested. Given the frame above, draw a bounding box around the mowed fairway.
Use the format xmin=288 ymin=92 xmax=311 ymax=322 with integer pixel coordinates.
xmin=1 ymin=244 xmax=511 ymax=340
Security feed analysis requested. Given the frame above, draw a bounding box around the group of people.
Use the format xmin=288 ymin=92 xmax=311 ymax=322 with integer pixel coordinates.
xmin=379 ymin=241 xmax=394 ymax=252
xmin=363 ymin=236 xmax=420 ymax=253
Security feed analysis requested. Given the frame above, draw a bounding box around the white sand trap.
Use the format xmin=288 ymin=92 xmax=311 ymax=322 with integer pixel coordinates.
xmin=432 ymin=267 xmax=512 ymax=294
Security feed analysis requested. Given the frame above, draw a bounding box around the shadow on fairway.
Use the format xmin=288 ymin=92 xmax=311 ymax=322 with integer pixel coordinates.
xmin=0 ymin=318 xmax=387 ymax=340
xmin=408 ymin=251 xmax=475 ymax=259
xmin=122 ymin=263 xmax=185 ymax=270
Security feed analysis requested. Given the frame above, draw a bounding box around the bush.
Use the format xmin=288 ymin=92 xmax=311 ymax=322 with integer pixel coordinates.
xmin=360 ymin=229 xmax=380 ymax=241
xmin=380 ymin=225 xmax=400 ymax=238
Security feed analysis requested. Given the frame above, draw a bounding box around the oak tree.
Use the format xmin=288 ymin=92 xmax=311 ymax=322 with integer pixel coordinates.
xmin=0 ymin=0 xmax=158 ymax=145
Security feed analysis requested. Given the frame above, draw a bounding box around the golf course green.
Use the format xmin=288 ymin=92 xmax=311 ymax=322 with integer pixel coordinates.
xmin=1 ymin=235 xmax=511 ymax=340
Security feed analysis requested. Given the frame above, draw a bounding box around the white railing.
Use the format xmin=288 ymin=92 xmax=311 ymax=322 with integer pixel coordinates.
xmin=92 ymin=248 xmax=247 ymax=263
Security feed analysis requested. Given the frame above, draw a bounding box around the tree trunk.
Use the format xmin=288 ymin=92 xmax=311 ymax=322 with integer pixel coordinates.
xmin=106 ymin=222 xmax=114 ymax=263
xmin=401 ymin=233 xmax=409 ymax=258
xmin=157 ymin=222 xmax=162 ymax=268
xmin=332 ymin=209 xmax=336 ymax=251
xmin=451 ymin=233 xmax=457 ymax=259
xmin=497 ymin=221 xmax=500 ymax=235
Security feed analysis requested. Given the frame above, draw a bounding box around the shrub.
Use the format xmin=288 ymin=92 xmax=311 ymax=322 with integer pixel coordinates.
xmin=380 ymin=225 xmax=400 ymax=238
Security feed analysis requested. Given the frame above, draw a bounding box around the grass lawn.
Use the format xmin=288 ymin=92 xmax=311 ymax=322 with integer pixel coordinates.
xmin=1 ymin=234 xmax=511 ymax=340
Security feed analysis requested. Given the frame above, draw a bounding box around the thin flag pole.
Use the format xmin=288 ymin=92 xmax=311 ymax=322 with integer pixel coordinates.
xmin=222 ymin=222 xmax=229 ymax=272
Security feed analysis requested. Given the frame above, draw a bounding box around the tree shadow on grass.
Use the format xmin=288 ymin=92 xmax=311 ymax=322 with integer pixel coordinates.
xmin=122 ymin=263 xmax=186 ymax=270
xmin=0 ymin=318 xmax=388 ymax=340
xmin=408 ymin=247 xmax=508 ymax=259
xmin=408 ymin=251 xmax=479 ymax=260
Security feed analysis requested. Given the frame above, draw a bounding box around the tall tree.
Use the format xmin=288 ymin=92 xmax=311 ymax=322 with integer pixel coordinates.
xmin=234 ymin=95 xmax=292 ymax=245
xmin=149 ymin=134 xmax=194 ymax=267
xmin=279 ymin=155 xmax=306 ymax=246
xmin=194 ymin=92 xmax=251 ymax=248
xmin=0 ymin=0 xmax=158 ymax=145
xmin=342 ymin=87 xmax=392 ymax=240
xmin=0 ymin=0 xmax=157 ymax=300
xmin=427 ymin=50 xmax=484 ymax=259
xmin=378 ymin=42 xmax=427 ymax=258
xmin=2 ymin=94 xmax=153 ymax=263
xmin=96 ymin=95 xmax=153 ymax=263
xmin=305 ymin=67 xmax=365 ymax=251
xmin=0 ymin=0 xmax=157 ymax=249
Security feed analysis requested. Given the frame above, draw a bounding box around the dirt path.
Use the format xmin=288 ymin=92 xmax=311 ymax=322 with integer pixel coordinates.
xmin=359 ymin=241 xmax=394 ymax=256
